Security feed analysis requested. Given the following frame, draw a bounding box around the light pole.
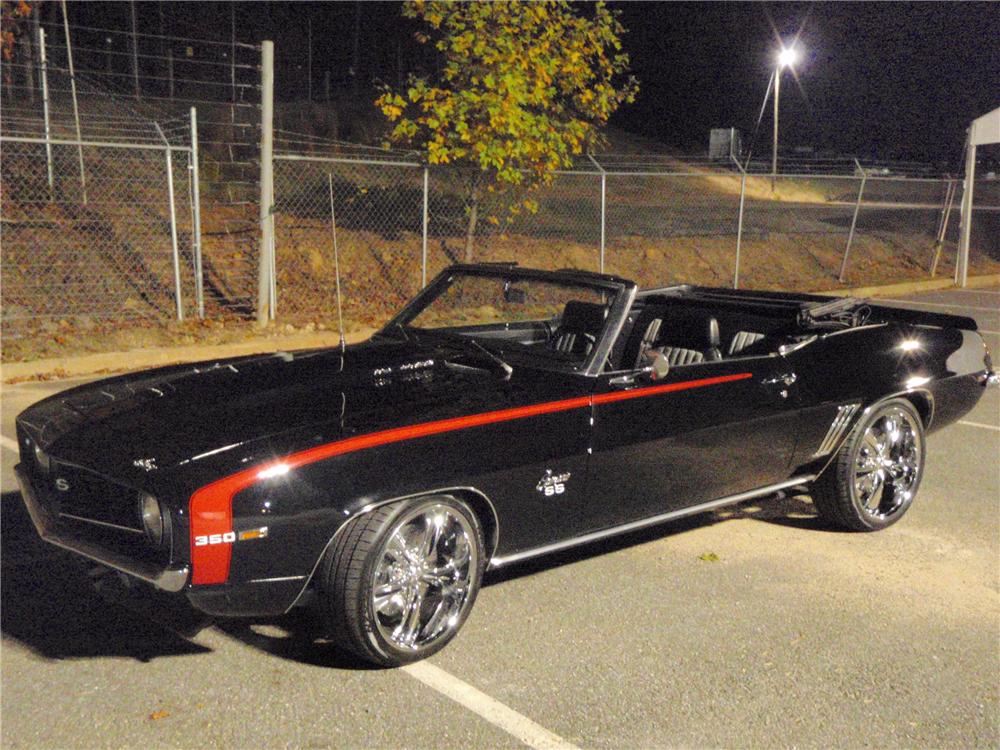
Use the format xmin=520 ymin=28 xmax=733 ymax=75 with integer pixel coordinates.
xmin=772 ymin=45 xmax=799 ymax=189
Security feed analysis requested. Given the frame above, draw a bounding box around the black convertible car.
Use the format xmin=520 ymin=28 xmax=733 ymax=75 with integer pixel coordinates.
xmin=15 ymin=265 xmax=997 ymax=666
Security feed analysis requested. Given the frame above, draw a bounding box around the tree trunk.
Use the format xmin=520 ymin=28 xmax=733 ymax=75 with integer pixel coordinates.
xmin=464 ymin=198 xmax=478 ymax=262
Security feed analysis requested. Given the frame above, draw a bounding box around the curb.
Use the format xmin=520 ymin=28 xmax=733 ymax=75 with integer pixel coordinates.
xmin=3 ymin=274 xmax=998 ymax=385
xmin=2 ymin=329 xmax=373 ymax=385
xmin=814 ymin=273 xmax=1000 ymax=299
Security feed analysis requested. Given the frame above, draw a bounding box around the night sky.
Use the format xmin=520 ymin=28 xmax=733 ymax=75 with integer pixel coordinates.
xmin=58 ymin=2 xmax=1000 ymax=164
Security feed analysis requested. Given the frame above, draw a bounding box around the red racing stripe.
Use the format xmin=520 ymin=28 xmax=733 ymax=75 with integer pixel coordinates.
xmin=189 ymin=372 xmax=752 ymax=585
xmin=592 ymin=371 xmax=753 ymax=405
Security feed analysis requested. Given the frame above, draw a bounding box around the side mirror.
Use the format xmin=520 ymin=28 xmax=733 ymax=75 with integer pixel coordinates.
xmin=650 ymin=352 xmax=670 ymax=381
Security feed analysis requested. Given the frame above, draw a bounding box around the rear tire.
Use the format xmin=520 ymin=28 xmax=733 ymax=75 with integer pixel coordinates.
xmin=811 ymin=398 xmax=925 ymax=531
xmin=318 ymin=495 xmax=485 ymax=667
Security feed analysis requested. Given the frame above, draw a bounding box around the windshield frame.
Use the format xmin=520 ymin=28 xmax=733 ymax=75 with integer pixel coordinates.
xmin=380 ymin=265 xmax=636 ymax=376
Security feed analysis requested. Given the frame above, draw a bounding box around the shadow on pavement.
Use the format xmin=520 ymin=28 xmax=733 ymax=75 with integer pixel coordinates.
xmin=0 ymin=484 xmax=836 ymax=668
xmin=213 ymin=613 xmax=381 ymax=671
xmin=0 ymin=490 xmax=211 ymax=662
xmin=1 ymin=490 xmax=376 ymax=669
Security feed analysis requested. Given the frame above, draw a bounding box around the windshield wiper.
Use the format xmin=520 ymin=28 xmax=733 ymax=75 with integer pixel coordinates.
xmin=449 ymin=337 xmax=513 ymax=381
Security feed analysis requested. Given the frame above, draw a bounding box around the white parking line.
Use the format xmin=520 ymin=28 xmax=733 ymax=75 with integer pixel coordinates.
xmin=957 ymin=421 xmax=1000 ymax=432
xmin=0 ymin=435 xmax=19 ymax=453
xmin=872 ymin=298 xmax=998 ymax=313
xmin=402 ymin=661 xmax=581 ymax=750
xmin=977 ymin=329 xmax=999 ymax=336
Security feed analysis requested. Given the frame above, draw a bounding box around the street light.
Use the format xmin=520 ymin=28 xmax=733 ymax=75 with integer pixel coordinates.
xmin=772 ymin=44 xmax=801 ymax=189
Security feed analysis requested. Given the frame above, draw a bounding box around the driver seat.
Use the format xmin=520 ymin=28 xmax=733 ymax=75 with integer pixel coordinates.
xmin=550 ymin=301 xmax=607 ymax=356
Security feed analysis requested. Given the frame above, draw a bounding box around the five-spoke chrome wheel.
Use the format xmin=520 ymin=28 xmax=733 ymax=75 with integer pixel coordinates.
xmin=852 ymin=405 xmax=921 ymax=519
xmin=371 ymin=503 xmax=479 ymax=651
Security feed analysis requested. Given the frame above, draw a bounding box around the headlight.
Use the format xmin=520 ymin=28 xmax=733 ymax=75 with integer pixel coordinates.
xmin=33 ymin=443 xmax=51 ymax=474
xmin=138 ymin=493 xmax=164 ymax=546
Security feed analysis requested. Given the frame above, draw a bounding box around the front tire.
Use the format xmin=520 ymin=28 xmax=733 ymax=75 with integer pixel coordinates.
xmin=318 ymin=495 xmax=485 ymax=667
xmin=812 ymin=398 xmax=925 ymax=531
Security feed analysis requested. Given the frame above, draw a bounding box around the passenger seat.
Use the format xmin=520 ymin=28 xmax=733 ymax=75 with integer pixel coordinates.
xmin=728 ymin=331 xmax=766 ymax=356
xmin=640 ymin=315 xmax=723 ymax=367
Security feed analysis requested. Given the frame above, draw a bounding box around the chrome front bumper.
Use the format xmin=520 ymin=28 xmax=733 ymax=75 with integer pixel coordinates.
xmin=15 ymin=463 xmax=190 ymax=593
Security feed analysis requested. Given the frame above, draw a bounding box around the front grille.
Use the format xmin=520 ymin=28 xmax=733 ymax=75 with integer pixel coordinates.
xmin=21 ymin=460 xmax=172 ymax=567
xmin=47 ymin=461 xmax=144 ymax=533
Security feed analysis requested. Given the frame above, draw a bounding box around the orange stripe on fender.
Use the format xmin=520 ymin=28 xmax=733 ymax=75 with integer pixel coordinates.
xmin=189 ymin=372 xmax=752 ymax=585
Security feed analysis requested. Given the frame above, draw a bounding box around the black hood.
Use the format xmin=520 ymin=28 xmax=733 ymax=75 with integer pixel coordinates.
xmin=16 ymin=337 xmax=504 ymax=482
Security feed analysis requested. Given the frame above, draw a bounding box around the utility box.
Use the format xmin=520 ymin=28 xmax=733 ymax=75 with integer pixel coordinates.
xmin=709 ymin=128 xmax=742 ymax=161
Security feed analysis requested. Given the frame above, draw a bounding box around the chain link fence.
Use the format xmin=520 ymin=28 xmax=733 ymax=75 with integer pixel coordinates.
xmin=269 ymin=149 xmax=1000 ymax=328
xmin=1 ymin=121 xmax=199 ymax=333
xmin=0 ymin=18 xmax=263 ymax=334
xmin=2 ymin=19 xmax=997 ymax=338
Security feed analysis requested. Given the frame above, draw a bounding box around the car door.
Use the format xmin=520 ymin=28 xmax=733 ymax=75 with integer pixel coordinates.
xmin=584 ymin=353 xmax=800 ymax=530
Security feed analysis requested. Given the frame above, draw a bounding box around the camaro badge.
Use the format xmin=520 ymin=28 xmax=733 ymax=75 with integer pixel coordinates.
xmin=536 ymin=469 xmax=571 ymax=497
xmin=133 ymin=458 xmax=158 ymax=472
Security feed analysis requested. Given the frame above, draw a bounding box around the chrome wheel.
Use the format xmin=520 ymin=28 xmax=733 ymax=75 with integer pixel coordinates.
xmin=371 ymin=502 xmax=478 ymax=652
xmin=852 ymin=405 xmax=922 ymax=519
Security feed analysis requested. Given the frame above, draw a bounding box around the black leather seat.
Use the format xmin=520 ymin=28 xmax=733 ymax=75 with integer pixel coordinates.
xmin=642 ymin=313 xmax=723 ymax=366
xmin=728 ymin=330 xmax=766 ymax=356
xmin=550 ymin=300 xmax=607 ymax=356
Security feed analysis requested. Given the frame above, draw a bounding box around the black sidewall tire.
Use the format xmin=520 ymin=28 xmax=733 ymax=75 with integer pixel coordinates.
xmin=825 ymin=397 xmax=925 ymax=531
xmin=357 ymin=496 xmax=485 ymax=666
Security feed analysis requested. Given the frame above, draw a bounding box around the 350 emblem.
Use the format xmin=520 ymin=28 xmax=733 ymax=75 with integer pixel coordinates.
xmin=194 ymin=532 xmax=236 ymax=546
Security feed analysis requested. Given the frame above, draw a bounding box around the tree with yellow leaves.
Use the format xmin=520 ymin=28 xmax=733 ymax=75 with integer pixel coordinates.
xmin=377 ymin=1 xmax=637 ymax=261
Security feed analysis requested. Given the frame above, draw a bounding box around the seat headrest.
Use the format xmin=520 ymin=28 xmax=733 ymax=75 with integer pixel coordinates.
xmin=559 ymin=300 xmax=607 ymax=334
xmin=707 ymin=317 xmax=720 ymax=348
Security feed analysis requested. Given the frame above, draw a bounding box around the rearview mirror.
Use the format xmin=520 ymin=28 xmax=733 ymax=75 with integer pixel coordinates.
xmin=503 ymin=286 xmax=527 ymax=304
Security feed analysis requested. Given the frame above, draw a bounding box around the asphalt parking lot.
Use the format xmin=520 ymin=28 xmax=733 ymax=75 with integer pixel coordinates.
xmin=1 ymin=285 xmax=997 ymax=749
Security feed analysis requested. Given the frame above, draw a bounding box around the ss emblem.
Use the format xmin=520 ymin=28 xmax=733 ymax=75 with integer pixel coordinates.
xmin=54 ymin=478 xmax=70 ymax=492
xmin=536 ymin=469 xmax=571 ymax=497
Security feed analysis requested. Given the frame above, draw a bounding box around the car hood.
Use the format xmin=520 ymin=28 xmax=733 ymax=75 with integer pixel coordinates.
xmin=17 ymin=337 xmax=508 ymax=482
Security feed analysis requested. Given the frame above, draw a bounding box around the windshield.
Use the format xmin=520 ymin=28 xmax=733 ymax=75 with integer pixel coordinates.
xmin=391 ymin=270 xmax=620 ymax=370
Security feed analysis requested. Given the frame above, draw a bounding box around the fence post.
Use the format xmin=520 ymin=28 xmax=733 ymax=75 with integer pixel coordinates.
xmin=167 ymin=46 xmax=174 ymax=99
xmin=422 ymin=166 xmax=429 ymax=287
xmin=838 ymin=161 xmax=867 ymax=282
xmin=930 ymin=178 xmax=956 ymax=277
xmin=731 ymin=156 xmax=747 ymax=288
xmin=155 ymin=122 xmax=184 ymax=321
xmin=190 ymin=107 xmax=204 ymax=318
xmin=130 ymin=0 xmax=141 ymax=98
xmin=60 ymin=0 xmax=87 ymax=204
xmin=37 ymin=27 xmax=54 ymax=200
xmin=956 ymin=132 xmax=976 ymax=288
xmin=257 ymin=40 xmax=275 ymax=325
xmin=588 ymin=154 xmax=606 ymax=273
xmin=734 ymin=173 xmax=747 ymax=289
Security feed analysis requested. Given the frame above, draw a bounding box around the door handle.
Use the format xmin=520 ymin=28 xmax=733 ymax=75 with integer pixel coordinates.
xmin=762 ymin=372 xmax=797 ymax=387
xmin=609 ymin=368 xmax=652 ymax=389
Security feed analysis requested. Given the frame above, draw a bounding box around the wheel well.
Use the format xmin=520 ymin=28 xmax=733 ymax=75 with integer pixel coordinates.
xmin=447 ymin=489 xmax=500 ymax=559
xmin=900 ymin=391 xmax=933 ymax=429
